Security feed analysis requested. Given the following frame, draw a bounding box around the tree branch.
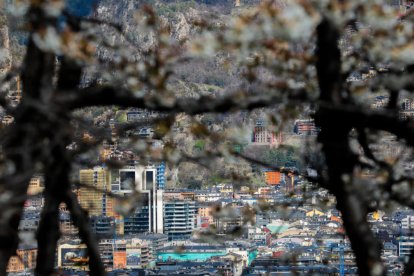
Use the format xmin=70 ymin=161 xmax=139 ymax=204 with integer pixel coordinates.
xmin=64 ymin=191 xmax=106 ymax=276
xmin=315 ymin=18 xmax=385 ymax=276
xmin=62 ymin=85 xmax=301 ymax=115
xmin=35 ymin=193 xmax=61 ymax=275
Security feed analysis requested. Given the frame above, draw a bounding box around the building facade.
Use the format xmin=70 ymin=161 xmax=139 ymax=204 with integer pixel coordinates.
xmin=251 ymin=119 xmax=282 ymax=146
xmin=78 ymin=167 xmax=111 ymax=216
xmin=164 ymin=200 xmax=196 ymax=241
xmin=156 ymin=162 xmax=166 ymax=189
xmin=399 ymin=236 xmax=414 ymax=256
xmin=111 ymin=165 xmax=164 ymax=235
xmin=7 ymin=247 xmax=37 ymax=273
xmin=293 ymin=119 xmax=319 ymax=135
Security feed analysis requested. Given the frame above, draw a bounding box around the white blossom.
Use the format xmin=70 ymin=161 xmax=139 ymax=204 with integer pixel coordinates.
xmin=32 ymin=27 xmax=62 ymax=54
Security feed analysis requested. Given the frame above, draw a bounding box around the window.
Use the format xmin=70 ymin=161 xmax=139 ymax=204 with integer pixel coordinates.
xmin=120 ymin=171 xmax=135 ymax=191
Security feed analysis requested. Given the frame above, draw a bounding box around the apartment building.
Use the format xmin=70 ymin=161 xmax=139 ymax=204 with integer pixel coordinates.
xmin=78 ymin=167 xmax=112 ymax=216
xmin=110 ymin=165 xmax=164 ymax=235
xmin=164 ymin=200 xmax=196 ymax=241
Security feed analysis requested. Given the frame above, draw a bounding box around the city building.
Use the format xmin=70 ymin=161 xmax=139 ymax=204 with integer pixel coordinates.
xmin=126 ymin=109 xmax=155 ymax=122
xmin=214 ymin=207 xmax=244 ymax=234
xmin=25 ymin=175 xmax=45 ymax=208
xmin=25 ymin=195 xmax=44 ymax=209
xmin=251 ymin=119 xmax=282 ymax=146
xmin=400 ymin=99 xmax=414 ymax=120
xmin=217 ymin=183 xmax=234 ymax=194
xmin=399 ymin=236 xmax=414 ymax=256
xmin=122 ymin=193 xmax=153 ymax=235
xmin=90 ymin=216 xmax=116 ymax=237
xmin=111 ymin=165 xmax=164 ymax=235
xmin=401 ymin=215 xmax=414 ymax=230
xmin=60 ymin=210 xmax=78 ymax=236
xmin=136 ymin=233 xmax=169 ymax=253
xmin=112 ymin=238 xmax=152 ymax=269
xmin=7 ymin=245 xmax=37 ymax=273
xmin=78 ymin=167 xmax=112 ymax=216
xmin=383 ymin=242 xmax=398 ymax=256
xmin=156 ymin=162 xmax=166 ymax=189
xmin=164 ymin=200 xmax=196 ymax=241
xmin=194 ymin=191 xmax=221 ymax=202
xmin=197 ymin=204 xmax=214 ymax=228
xmin=371 ymin=95 xmax=389 ymax=109
xmin=264 ymin=171 xmax=283 ymax=185
xmin=401 ymin=99 xmax=414 ymax=110
xmin=57 ymin=243 xmax=88 ymax=270
xmin=1 ymin=115 xmax=14 ymax=127
xmin=27 ymin=175 xmax=44 ymax=195
xmin=293 ymin=119 xmax=319 ymax=135
xmin=98 ymin=239 xmax=114 ymax=269
xmin=247 ymin=227 xmax=272 ymax=246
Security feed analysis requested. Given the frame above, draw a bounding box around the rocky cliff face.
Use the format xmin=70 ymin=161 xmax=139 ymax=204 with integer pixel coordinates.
xmin=0 ymin=14 xmax=11 ymax=76
xmin=171 ymin=12 xmax=190 ymax=42
xmin=95 ymin=1 xmax=212 ymax=46
xmin=93 ymin=1 xmax=233 ymax=98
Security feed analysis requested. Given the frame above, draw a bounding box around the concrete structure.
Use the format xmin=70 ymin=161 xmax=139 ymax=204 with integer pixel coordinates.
xmin=90 ymin=215 xmax=115 ymax=237
xmin=98 ymin=239 xmax=114 ymax=269
xmin=111 ymin=165 xmax=164 ymax=235
xmin=27 ymin=175 xmax=44 ymax=195
xmin=247 ymin=227 xmax=272 ymax=246
xmin=383 ymin=242 xmax=398 ymax=256
xmin=265 ymin=171 xmax=283 ymax=185
xmin=136 ymin=233 xmax=168 ymax=253
xmin=401 ymin=99 xmax=414 ymax=110
xmin=164 ymin=200 xmax=196 ymax=241
xmin=25 ymin=175 xmax=44 ymax=208
xmin=156 ymin=162 xmax=166 ymax=189
xmin=78 ymin=167 xmax=112 ymax=216
xmin=252 ymin=119 xmax=282 ymax=146
xmin=401 ymin=215 xmax=414 ymax=230
xmin=217 ymin=183 xmax=234 ymax=194
xmin=197 ymin=205 xmax=214 ymax=228
xmin=195 ymin=191 xmax=221 ymax=202
xmin=215 ymin=208 xmax=244 ymax=234
xmin=7 ymin=246 xmax=37 ymax=273
xmin=293 ymin=119 xmax=319 ymax=135
xmin=399 ymin=236 xmax=414 ymax=256
xmin=60 ymin=211 xmax=78 ymax=236
xmin=371 ymin=95 xmax=389 ymax=109
xmin=400 ymin=99 xmax=414 ymax=120
xmin=113 ymin=238 xmax=152 ymax=269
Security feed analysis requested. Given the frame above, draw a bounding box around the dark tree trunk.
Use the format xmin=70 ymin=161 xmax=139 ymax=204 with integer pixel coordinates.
xmin=315 ymin=19 xmax=385 ymax=276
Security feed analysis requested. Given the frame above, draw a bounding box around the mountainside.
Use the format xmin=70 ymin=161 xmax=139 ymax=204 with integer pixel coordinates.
xmin=94 ymin=0 xmax=241 ymax=97
xmin=0 ymin=13 xmax=11 ymax=76
xmin=1 ymin=1 xmax=297 ymax=189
